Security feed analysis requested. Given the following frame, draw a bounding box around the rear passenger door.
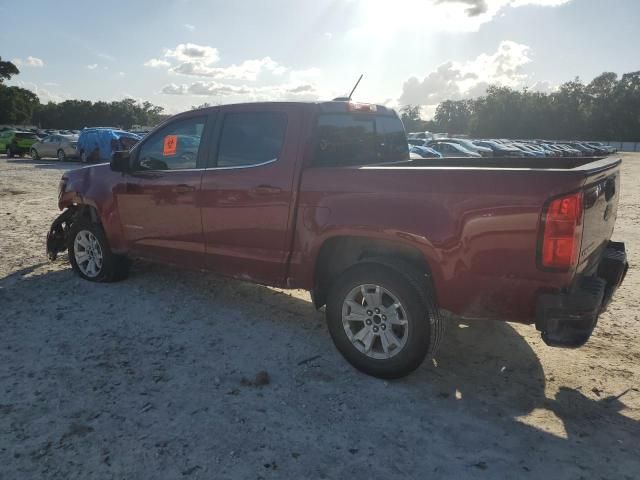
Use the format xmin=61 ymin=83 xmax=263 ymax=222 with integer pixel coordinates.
xmin=200 ymin=104 xmax=304 ymax=285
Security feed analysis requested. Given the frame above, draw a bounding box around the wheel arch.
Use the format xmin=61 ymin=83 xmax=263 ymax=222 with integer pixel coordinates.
xmin=311 ymin=235 xmax=439 ymax=310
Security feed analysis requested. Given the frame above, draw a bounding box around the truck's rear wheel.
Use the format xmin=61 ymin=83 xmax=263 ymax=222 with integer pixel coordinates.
xmin=68 ymin=220 xmax=129 ymax=282
xmin=326 ymin=260 xmax=442 ymax=379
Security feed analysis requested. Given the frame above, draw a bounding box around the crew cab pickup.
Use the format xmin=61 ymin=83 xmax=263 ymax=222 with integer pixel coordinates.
xmin=46 ymin=101 xmax=628 ymax=378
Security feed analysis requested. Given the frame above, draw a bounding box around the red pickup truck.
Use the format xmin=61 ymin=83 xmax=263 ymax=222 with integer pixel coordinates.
xmin=47 ymin=101 xmax=628 ymax=378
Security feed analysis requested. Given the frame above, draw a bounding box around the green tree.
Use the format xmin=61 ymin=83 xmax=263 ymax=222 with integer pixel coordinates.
xmin=32 ymin=99 xmax=165 ymax=129
xmin=613 ymin=71 xmax=640 ymax=141
xmin=434 ymin=100 xmax=472 ymax=134
xmin=0 ymin=85 xmax=39 ymax=124
xmin=0 ymin=57 xmax=19 ymax=82
xmin=400 ymin=104 xmax=422 ymax=132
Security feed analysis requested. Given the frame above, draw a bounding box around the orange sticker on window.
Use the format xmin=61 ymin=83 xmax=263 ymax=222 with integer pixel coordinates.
xmin=163 ymin=135 xmax=177 ymax=156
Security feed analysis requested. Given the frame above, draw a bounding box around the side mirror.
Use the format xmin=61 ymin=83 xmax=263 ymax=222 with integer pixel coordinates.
xmin=110 ymin=150 xmax=131 ymax=172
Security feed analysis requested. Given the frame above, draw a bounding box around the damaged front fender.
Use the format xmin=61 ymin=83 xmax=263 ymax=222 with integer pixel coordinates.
xmin=46 ymin=208 xmax=76 ymax=260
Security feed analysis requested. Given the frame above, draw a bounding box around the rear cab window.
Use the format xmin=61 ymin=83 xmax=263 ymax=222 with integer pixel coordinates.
xmin=313 ymin=111 xmax=408 ymax=167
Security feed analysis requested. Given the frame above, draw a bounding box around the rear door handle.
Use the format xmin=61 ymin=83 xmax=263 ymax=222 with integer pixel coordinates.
xmin=174 ymin=184 xmax=196 ymax=194
xmin=251 ymin=185 xmax=282 ymax=195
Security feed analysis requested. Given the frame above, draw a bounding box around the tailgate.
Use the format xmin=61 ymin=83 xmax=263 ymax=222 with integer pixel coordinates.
xmin=577 ymin=160 xmax=621 ymax=273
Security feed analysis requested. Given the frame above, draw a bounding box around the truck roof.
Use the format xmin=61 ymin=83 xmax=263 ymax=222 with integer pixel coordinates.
xmin=189 ymin=100 xmax=398 ymax=116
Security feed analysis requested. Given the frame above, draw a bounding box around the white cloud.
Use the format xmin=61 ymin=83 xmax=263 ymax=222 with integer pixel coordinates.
xmin=183 ymin=23 xmax=195 ymax=31
xmin=26 ymin=56 xmax=44 ymax=67
xmin=324 ymin=32 xmax=333 ymax=40
xmin=529 ymin=80 xmax=558 ymax=93
xmin=352 ymin=0 xmax=571 ymax=33
xmin=118 ymin=71 xmax=126 ymax=77
xmin=97 ymin=53 xmax=115 ymax=61
xmin=289 ymin=67 xmax=321 ymax=84
xmin=16 ymin=81 xmax=65 ymax=103
xmin=165 ymin=43 xmax=219 ymax=64
xmin=155 ymin=44 xmax=324 ymax=102
xmin=399 ymin=40 xmax=532 ymax=113
xmin=170 ymin=56 xmax=286 ymax=81
xmin=161 ymin=83 xmax=186 ymax=95
xmin=161 ymin=80 xmax=323 ymax=101
xmin=12 ymin=56 xmax=44 ymax=67
xmin=144 ymin=58 xmax=171 ymax=68
xmin=87 ymin=64 xmax=98 ymax=70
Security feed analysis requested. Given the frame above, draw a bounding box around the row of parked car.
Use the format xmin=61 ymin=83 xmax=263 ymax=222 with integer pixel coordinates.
xmin=407 ymin=134 xmax=617 ymax=159
xmin=0 ymin=127 xmax=141 ymax=163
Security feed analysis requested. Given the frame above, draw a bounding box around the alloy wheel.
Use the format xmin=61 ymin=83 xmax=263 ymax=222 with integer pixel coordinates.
xmin=73 ymin=230 xmax=104 ymax=278
xmin=341 ymin=284 xmax=409 ymax=359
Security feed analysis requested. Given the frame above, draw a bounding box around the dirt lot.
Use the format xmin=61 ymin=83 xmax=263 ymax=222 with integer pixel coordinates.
xmin=1 ymin=154 xmax=638 ymax=479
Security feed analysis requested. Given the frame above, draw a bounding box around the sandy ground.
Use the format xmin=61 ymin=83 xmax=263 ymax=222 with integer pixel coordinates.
xmin=0 ymin=153 xmax=638 ymax=480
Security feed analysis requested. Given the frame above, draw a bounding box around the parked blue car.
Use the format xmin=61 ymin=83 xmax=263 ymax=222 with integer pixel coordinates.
xmin=77 ymin=128 xmax=141 ymax=163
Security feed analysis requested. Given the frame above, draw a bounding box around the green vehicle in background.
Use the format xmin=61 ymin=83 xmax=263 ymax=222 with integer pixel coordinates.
xmin=0 ymin=129 xmax=39 ymax=157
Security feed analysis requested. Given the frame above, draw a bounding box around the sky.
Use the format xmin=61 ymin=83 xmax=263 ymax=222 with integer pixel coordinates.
xmin=2 ymin=0 xmax=639 ymax=117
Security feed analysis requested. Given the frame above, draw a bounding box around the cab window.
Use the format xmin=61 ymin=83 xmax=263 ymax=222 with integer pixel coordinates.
xmin=135 ymin=116 xmax=207 ymax=171
xmin=215 ymin=112 xmax=287 ymax=168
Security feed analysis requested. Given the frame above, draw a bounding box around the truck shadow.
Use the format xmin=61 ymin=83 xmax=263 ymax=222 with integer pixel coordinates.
xmin=1 ymin=262 xmax=638 ymax=477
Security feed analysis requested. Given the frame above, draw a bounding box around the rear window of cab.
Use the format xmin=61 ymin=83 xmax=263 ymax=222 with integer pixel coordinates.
xmin=313 ymin=113 xmax=408 ymax=167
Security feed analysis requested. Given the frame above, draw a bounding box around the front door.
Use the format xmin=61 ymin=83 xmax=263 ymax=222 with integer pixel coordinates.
xmin=200 ymin=105 xmax=304 ymax=285
xmin=116 ymin=114 xmax=212 ymax=268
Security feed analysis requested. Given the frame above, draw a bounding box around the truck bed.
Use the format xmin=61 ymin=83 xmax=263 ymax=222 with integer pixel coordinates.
xmin=291 ymin=155 xmax=622 ymax=323
xmin=378 ymin=155 xmax=612 ymax=170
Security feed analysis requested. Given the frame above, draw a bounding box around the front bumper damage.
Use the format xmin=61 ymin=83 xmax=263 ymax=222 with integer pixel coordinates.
xmin=536 ymin=241 xmax=629 ymax=348
xmin=46 ymin=208 xmax=75 ymax=260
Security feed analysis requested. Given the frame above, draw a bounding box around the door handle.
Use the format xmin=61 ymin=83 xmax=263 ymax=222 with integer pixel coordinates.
xmin=251 ymin=185 xmax=282 ymax=195
xmin=174 ymin=184 xmax=196 ymax=194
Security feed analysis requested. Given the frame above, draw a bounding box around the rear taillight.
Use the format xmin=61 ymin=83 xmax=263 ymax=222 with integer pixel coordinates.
xmin=540 ymin=192 xmax=584 ymax=270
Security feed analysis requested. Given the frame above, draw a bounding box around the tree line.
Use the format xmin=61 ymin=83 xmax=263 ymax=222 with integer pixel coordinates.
xmin=401 ymin=71 xmax=640 ymax=141
xmin=2 ymin=55 xmax=639 ymax=139
xmin=0 ymin=57 xmax=166 ymax=129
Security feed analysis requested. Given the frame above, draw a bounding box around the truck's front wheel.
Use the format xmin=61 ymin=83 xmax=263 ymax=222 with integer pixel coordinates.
xmin=68 ymin=220 xmax=129 ymax=282
xmin=326 ymin=260 xmax=443 ymax=379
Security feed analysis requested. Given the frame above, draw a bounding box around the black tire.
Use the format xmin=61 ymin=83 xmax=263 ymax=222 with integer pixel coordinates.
xmin=57 ymin=149 xmax=66 ymax=161
xmin=326 ymin=259 xmax=443 ymax=379
xmin=68 ymin=219 xmax=130 ymax=282
xmin=31 ymin=148 xmax=39 ymax=160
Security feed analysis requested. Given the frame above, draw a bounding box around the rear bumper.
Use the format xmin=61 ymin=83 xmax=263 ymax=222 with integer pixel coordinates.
xmin=536 ymin=241 xmax=628 ymax=348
